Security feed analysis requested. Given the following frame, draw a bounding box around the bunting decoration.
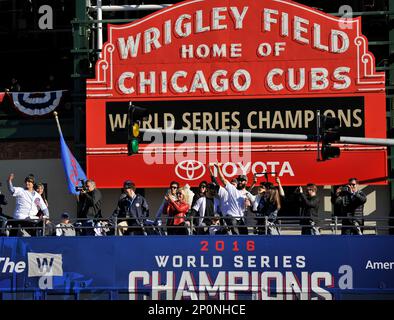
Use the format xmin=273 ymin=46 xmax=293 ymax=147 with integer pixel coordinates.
xmin=0 ymin=92 xmax=5 ymax=103
xmin=9 ymin=90 xmax=65 ymax=116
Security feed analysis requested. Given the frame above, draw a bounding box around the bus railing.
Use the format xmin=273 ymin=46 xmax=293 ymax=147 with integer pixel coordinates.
xmin=0 ymin=215 xmax=393 ymax=236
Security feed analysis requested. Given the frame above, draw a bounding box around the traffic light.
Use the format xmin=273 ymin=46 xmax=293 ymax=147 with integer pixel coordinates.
xmin=127 ymin=103 xmax=147 ymax=156
xmin=319 ymin=115 xmax=341 ymax=161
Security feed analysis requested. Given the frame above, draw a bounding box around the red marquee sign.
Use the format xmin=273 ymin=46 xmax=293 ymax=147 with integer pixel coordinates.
xmin=86 ymin=0 xmax=387 ymax=188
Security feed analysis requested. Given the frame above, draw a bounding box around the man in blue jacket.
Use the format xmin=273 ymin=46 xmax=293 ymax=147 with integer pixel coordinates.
xmin=113 ymin=180 xmax=149 ymax=235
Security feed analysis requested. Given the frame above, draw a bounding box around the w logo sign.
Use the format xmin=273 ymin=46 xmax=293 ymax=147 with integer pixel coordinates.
xmin=27 ymin=253 xmax=63 ymax=277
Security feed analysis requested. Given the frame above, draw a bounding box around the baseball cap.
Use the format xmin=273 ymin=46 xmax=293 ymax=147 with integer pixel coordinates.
xmin=123 ymin=180 xmax=135 ymax=189
xmin=237 ymin=175 xmax=248 ymax=182
xmin=61 ymin=212 xmax=70 ymax=219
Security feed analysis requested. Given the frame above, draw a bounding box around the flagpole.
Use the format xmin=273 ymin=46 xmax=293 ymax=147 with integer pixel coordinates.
xmin=53 ymin=111 xmax=62 ymax=134
xmin=54 ymin=111 xmax=87 ymax=196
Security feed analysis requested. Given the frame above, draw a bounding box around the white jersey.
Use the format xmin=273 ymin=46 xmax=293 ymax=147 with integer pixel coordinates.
xmin=223 ymin=183 xmax=245 ymax=218
xmin=11 ymin=187 xmax=48 ymax=220
xmin=217 ymin=186 xmax=229 ymax=215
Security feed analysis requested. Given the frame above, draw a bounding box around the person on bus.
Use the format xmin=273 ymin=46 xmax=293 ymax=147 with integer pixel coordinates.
xmin=165 ymin=188 xmax=190 ymax=235
xmin=297 ymin=184 xmax=320 ymax=235
xmin=332 ymin=178 xmax=366 ymax=235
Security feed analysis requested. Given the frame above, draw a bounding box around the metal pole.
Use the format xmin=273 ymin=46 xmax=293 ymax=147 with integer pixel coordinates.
xmin=265 ymin=216 xmax=268 ymax=235
xmin=89 ymin=5 xmax=172 ymax=12
xmin=340 ymin=136 xmax=394 ymax=146
xmin=114 ymin=215 xmax=118 ymax=236
xmin=334 ymin=216 xmax=338 ymax=235
xmin=190 ymin=215 xmax=194 ymax=236
xmin=390 ymin=0 xmax=394 ymax=235
xmin=71 ymin=0 xmax=89 ymax=170
xmin=53 ymin=111 xmax=62 ymax=134
xmin=141 ymin=128 xmax=394 ymax=146
xmin=141 ymin=128 xmax=310 ymax=142
xmin=96 ymin=0 xmax=103 ymax=58
xmin=316 ymin=110 xmax=321 ymax=161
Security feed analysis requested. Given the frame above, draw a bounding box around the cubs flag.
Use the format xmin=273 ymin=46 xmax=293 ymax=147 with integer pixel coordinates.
xmin=55 ymin=114 xmax=87 ymax=195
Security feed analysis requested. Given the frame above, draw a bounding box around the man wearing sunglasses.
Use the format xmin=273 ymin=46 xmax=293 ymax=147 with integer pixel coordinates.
xmin=333 ymin=178 xmax=367 ymax=235
xmin=297 ymin=184 xmax=320 ymax=235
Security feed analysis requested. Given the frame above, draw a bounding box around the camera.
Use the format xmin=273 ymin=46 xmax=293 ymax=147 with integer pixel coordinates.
xmin=75 ymin=179 xmax=87 ymax=192
xmin=341 ymin=185 xmax=351 ymax=193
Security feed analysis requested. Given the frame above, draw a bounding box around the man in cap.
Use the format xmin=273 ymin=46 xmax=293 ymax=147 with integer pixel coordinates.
xmin=208 ymin=213 xmax=228 ymax=235
xmin=214 ymin=163 xmax=249 ymax=235
xmin=113 ymin=180 xmax=149 ymax=235
xmin=56 ymin=212 xmax=76 ymax=236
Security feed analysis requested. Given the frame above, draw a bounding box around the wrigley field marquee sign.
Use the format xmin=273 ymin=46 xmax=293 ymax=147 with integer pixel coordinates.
xmin=86 ymin=0 xmax=387 ymax=188
xmin=87 ymin=0 xmax=384 ymax=97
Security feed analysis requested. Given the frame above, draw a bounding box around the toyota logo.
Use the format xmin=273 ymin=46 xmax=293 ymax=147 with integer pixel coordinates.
xmin=175 ymin=160 xmax=206 ymax=181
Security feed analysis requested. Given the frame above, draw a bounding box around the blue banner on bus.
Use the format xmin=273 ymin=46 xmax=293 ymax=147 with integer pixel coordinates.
xmin=0 ymin=236 xmax=393 ymax=300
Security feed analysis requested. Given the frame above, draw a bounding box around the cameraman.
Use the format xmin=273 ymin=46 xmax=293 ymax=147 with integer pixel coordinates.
xmin=77 ymin=179 xmax=102 ymax=235
xmin=332 ymin=178 xmax=366 ymax=235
